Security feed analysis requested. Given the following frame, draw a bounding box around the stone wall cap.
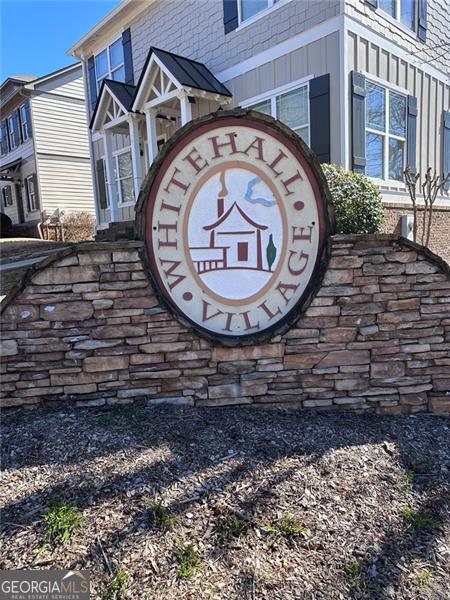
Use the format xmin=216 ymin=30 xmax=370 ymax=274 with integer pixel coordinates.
xmin=0 ymin=240 xmax=145 ymax=314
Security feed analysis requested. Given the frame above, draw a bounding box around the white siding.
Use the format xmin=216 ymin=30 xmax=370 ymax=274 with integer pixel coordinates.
xmin=34 ymin=71 xmax=85 ymax=100
xmin=36 ymin=156 xmax=94 ymax=214
xmin=31 ymin=66 xmax=95 ymax=215
xmin=31 ymin=96 xmax=90 ymax=157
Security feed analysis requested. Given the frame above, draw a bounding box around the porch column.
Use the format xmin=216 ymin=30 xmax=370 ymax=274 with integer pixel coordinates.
xmin=102 ymin=130 xmax=120 ymax=222
xmin=128 ymin=114 xmax=143 ymax=200
xmin=179 ymin=91 xmax=193 ymax=125
xmin=144 ymin=108 xmax=158 ymax=167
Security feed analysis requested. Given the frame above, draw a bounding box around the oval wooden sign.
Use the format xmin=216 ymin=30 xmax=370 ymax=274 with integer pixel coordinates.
xmin=136 ymin=110 xmax=333 ymax=344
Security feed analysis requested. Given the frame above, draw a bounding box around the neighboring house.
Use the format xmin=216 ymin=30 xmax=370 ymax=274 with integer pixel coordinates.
xmin=0 ymin=63 xmax=95 ymax=234
xmin=68 ymin=0 xmax=450 ymax=256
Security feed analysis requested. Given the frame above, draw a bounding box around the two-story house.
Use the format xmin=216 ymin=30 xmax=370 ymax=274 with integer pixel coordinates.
xmin=0 ymin=63 xmax=95 ymax=234
xmin=68 ymin=0 xmax=450 ymax=256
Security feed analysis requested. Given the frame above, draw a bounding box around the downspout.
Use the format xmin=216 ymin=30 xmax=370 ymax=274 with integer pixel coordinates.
xmin=72 ymin=49 xmax=102 ymax=233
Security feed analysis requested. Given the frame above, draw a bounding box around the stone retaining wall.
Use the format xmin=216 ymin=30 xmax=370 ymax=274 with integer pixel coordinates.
xmin=1 ymin=235 xmax=449 ymax=414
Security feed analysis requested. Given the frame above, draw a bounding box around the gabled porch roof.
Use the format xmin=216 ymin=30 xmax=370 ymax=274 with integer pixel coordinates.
xmin=90 ymin=79 xmax=136 ymax=131
xmin=132 ymin=47 xmax=232 ymax=112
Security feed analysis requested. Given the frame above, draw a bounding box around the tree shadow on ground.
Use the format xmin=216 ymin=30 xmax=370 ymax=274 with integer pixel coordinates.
xmin=1 ymin=405 xmax=449 ymax=598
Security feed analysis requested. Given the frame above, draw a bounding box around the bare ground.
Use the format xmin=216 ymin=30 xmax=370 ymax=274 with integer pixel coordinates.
xmin=0 ymin=238 xmax=73 ymax=263
xmin=1 ymin=405 xmax=449 ymax=599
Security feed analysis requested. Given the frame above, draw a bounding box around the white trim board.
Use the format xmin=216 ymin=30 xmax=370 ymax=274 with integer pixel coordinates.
xmin=215 ymin=15 xmax=344 ymax=83
xmin=240 ymin=75 xmax=314 ymax=107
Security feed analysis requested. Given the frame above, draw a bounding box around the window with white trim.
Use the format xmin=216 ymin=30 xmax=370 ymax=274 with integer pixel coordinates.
xmin=95 ymin=38 xmax=125 ymax=91
xmin=7 ymin=115 xmax=16 ymax=150
xmin=247 ymin=83 xmax=310 ymax=145
xmin=26 ymin=175 xmax=37 ymax=211
xmin=365 ymin=81 xmax=406 ymax=182
xmin=240 ymin=0 xmax=282 ymax=23
xmin=379 ymin=0 xmax=416 ymax=31
xmin=114 ymin=149 xmax=134 ymax=204
xmin=19 ymin=104 xmax=30 ymax=141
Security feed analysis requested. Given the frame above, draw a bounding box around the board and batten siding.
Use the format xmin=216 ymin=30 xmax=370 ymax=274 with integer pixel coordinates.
xmin=346 ymin=30 xmax=450 ymax=193
xmin=30 ymin=70 xmax=95 ymax=215
xmin=225 ymin=31 xmax=341 ymax=164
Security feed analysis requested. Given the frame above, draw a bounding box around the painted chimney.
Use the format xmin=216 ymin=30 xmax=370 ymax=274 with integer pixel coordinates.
xmin=217 ymin=170 xmax=228 ymax=218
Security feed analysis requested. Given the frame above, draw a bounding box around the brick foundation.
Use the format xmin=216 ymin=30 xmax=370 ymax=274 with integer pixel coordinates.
xmin=1 ymin=235 xmax=449 ymax=415
xmin=383 ymin=203 xmax=450 ymax=264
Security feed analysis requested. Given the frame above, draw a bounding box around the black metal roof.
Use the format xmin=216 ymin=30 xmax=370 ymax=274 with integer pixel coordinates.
xmin=89 ymin=79 xmax=136 ymax=129
xmin=137 ymin=47 xmax=232 ymax=98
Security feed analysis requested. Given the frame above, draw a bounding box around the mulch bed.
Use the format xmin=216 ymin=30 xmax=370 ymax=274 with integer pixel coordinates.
xmin=1 ymin=405 xmax=449 ymax=599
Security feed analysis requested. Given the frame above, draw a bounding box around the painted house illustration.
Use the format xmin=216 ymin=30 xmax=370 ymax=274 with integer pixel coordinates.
xmin=189 ymin=172 xmax=272 ymax=275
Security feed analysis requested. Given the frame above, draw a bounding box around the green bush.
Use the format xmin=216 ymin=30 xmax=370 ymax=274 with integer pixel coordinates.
xmin=322 ymin=163 xmax=384 ymax=234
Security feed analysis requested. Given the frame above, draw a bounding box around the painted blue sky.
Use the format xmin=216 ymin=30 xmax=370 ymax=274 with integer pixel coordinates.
xmin=0 ymin=0 xmax=121 ymax=82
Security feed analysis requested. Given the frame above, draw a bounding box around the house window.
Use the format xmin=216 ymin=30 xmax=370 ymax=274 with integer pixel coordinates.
xmin=7 ymin=115 xmax=17 ymax=150
xmin=379 ymin=0 xmax=416 ymax=31
xmin=0 ymin=120 xmax=7 ymax=155
xmin=247 ymin=83 xmax=310 ymax=144
xmin=365 ymin=81 xmax=406 ymax=182
xmin=114 ymin=149 xmax=134 ymax=204
xmin=95 ymin=39 xmax=125 ymax=91
xmin=19 ymin=104 xmax=30 ymax=141
xmin=2 ymin=186 xmax=13 ymax=207
xmin=240 ymin=0 xmax=282 ymax=23
xmin=25 ymin=176 xmax=37 ymax=211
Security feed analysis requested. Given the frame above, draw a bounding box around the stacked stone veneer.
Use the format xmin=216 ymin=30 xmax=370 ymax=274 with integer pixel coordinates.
xmin=1 ymin=235 xmax=449 ymax=415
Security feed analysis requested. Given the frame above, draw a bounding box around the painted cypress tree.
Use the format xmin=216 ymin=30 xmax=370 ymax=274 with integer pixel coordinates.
xmin=266 ymin=234 xmax=277 ymax=271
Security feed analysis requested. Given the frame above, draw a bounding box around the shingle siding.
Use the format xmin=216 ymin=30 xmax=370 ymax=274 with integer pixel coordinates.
xmin=130 ymin=0 xmax=341 ymax=79
xmin=345 ymin=0 xmax=450 ymax=77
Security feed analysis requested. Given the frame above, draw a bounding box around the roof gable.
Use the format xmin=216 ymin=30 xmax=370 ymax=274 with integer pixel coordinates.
xmin=204 ymin=202 xmax=268 ymax=232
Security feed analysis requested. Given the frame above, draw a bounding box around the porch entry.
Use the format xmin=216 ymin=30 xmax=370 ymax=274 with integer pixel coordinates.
xmin=90 ymin=47 xmax=232 ymax=224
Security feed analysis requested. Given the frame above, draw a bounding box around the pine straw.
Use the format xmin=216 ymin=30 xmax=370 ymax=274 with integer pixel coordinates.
xmin=1 ymin=405 xmax=449 ymax=599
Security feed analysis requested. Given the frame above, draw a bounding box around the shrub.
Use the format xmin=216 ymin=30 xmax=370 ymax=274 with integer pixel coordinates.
xmin=61 ymin=211 xmax=95 ymax=242
xmin=322 ymin=163 xmax=384 ymax=234
xmin=0 ymin=212 xmax=12 ymax=235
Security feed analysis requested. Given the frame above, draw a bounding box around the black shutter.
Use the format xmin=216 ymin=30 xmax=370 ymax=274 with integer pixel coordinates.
xmin=25 ymin=101 xmax=32 ymax=138
xmin=5 ymin=186 xmax=13 ymax=206
xmin=96 ymin=159 xmax=108 ymax=209
xmin=32 ymin=173 xmax=40 ymax=210
xmin=309 ymin=74 xmax=330 ymax=163
xmin=443 ymin=111 xmax=450 ymax=190
xmin=88 ymin=56 xmax=97 ymax=110
xmin=406 ymin=95 xmax=417 ymax=174
xmin=122 ymin=28 xmax=134 ymax=85
xmin=12 ymin=112 xmax=20 ymax=147
xmin=366 ymin=0 xmax=378 ymax=8
xmin=351 ymin=71 xmax=366 ymax=174
xmin=223 ymin=0 xmax=238 ymax=34
xmin=418 ymin=0 xmax=427 ymax=42
xmin=0 ymin=120 xmax=8 ymax=154
xmin=17 ymin=109 xmax=23 ymax=144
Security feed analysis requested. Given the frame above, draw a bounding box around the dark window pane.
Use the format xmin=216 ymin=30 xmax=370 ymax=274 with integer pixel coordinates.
xmin=241 ymin=0 xmax=267 ymax=21
xmin=366 ymin=132 xmax=384 ymax=178
xmin=112 ymin=66 xmax=125 ymax=82
xmin=276 ymin=86 xmax=308 ymax=130
xmin=95 ymin=50 xmax=108 ymax=79
xmin=400 ymin=0 xmax=415 ymax=29
xmin=109 ymin=39 xmax=123 ymax=69
xmin=249 ymin=99 xmax=271 ymax=116
xmin=388 ymin=138 xmax=404 ymax=180
xmin=379 ymin=0 xmax=395 ymax=17
xmin=366 ymin=82 xmax=385 ymax=132
xmin=389 ymin=92 xmax=406 ymax=136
